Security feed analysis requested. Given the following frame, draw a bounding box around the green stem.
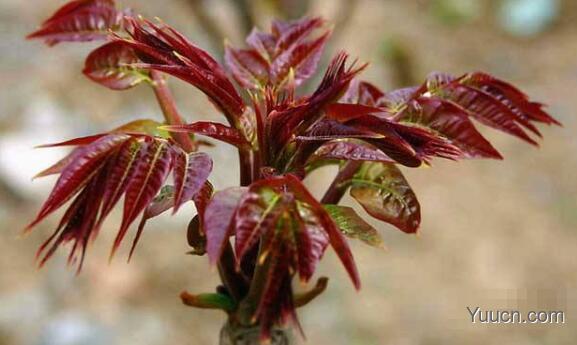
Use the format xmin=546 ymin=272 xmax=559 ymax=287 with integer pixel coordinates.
xmin=150 ymin=70 xmax=195 ymax=152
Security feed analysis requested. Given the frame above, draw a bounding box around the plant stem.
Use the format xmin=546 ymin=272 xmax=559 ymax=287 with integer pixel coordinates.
xmin=150 ymin=70 xmax=195 ymax=152
xmin=220 ymin=320 xmax=292 ymax=345
xmin=151 ymin=70 xmax=247 ymax=309
xmin=321 ymin=161 xmax=362 ymax=204
xmin=218 ymin=242 xmax=247 ymax=303
xmin=239 ymin=148 xmax=253 ymax=186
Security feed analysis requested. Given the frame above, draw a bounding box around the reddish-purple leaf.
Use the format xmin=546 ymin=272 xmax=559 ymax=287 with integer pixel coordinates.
xmin=234 ymin=188 xmax=286 ymax=263
xmin=296 ymin=119 xmax=380 ymax=141
xmin=204 ymin=187 xmax=248 ymax=264
xmin=224 ymin=45 xmax=269 ymax=89
xmin=395 ymin=97 xmax=502 ymax=159
xmin=163 ymin=122 xmax=249 ymax=147
xmin=246 ymin=28 xmax=276 ymax=59
xmin=282 ymin=175 xmax=360 ymax=289
xmin=271 ymin=31 xmax=330 ymax=88
xmin=293 ymin=203 xmax=329 ymax=283
xmin=439 ymin=81 xmax=539 ymax=145
xmin=113 ymin=138 xmax=173 ymax=257
xmin=310 ymin=140 xmax=395 ymax=163
xmin=272 ymin=17 xmax=324 ymax=56
xmin=84 ymin=41 xmax=149 ymax=90
xmin=95 ymin=137 xmax=141 ymax=229
xmin=34 ymin=153 xmax=78 ymax=179
xmin=37 ymin=169 xmax=108 ymax=271
xmin=423 ymin=72 xmax=559 ymax=145
xmin=27 ymin=134 xmax=130 ymax=230
xmin=117 ymin=18 xmax=246 ymax=122
xmin=192 ymin=182 xmax=214 ymax=230
xmin=172 ymin=150 xmax=213 ymax=213
xmin=350 ymin=162 xmax=421 ymax=234
xmin=36 ymin=134 xmax=108 ymax=148
xmin=346 ymin=115 xmax=462 ymax=166
xmin=130 ymin=185 xmax=175 ymax=259
xmin=325 ymin=103 xmax=386 ymax=122
xmin=27 ymin=0 xmax=124 ymax=46
xmin=342 ymin=80 xmax=386 ymax=106
xmin=464 ymin=72 xmax=560 ymax=125
xmin=37 ymin=120 xmax=165 ymax=149
xmin=268 ymin=53 xmax=366 ymax=152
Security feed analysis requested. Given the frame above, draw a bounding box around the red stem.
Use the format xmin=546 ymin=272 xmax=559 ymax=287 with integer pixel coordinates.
xmin=151 ymin=70 xmax=247 ymax=303
xmin=321 ymin=161 xmax=362 ymax=204
xmin=150 ymin=70 xmax=195 ymax=152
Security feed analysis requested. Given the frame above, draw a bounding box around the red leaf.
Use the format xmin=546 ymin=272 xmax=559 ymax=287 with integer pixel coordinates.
xmin=424 ymin=72 xmax=559 ymax=145
xmin=268 ymin=53 xmax=365 ymax=151
xmin=27 ymin=134 xmax=131 ymax=230
xmin=440 ymin=81 xmax=539 ymax=145
xmin=84 ymin=41 xmax=149 ymax=90
xmin=44 ymin=0 xmax=115 ymax=22
xmin=95 ymin=137 xmax=141 ymax=229
xmin=342 ymin=80 xmax=386 ymax=106
xmin=37 ymin=169 xmax=108 ymax=271
xmin=350 ymin=162 xmax=421 ymax=234
xmin=28 ymin=125 xmax=214 ymax=267
xmin=163 ymin=122 xmax=249 ymax=147
xmin=113 ymin=138 xmax=173 ymax=257
xmin=296 ymin=118 xmax=380 ymax=141
xmin=117 ymin=18 xmax=245 ymax=121
xmin=293 ymin=203 xmax=329 ymax=282
xmin=246 ymin=29 xmax=276 ymax=59
xmin=172 ymin=150 xmax=213 ymax=213
xmin=282 ymin=175 xmax=360 ymax=289
xmin=192 ymin=182 xmax=214 ymax=231
xmin=272 ymin=17 xmax=325 ymax=56
xmin=271 ymin=31 xmax=330 ymax=88
xmin=325 ymin=103 xmax=385 ymax=122
xmin=27 ymin=0 xmax=124 ymax=46
xmin=227 ymin=17 xmax=328 ymax=91
xmin=464 ymin=72 xmax=560 ymax=125
xmin=224 ymin=45 xmax=269 ymax=89
xmin=396 ymin=97 xmax=502 ymax=159
xmin=204 ymin=187 xmax=248 ymax=264
xmin=129 ymin=185 xmax=175 ymax=259
xmin=36 ymin=134 xmax=108 ymax=148
xmin=234 ymin=188 xmax=286 ymax=263
xmin=310 ymin=140 xmax=395 ymax=163
xmin=33 ymin=153 xmax=78 ymax=179
xmin=37 ymin=119 xmax=165 ymax=148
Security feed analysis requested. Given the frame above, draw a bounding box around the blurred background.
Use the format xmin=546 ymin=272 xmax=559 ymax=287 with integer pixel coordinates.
xmin=1 ymin=0 xmax=576 ymax=344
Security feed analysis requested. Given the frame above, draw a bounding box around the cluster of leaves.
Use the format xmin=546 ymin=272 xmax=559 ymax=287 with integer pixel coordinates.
xmin=25 ymin=120 xmax=212 ymax=270
xmin=27 ymin=0 xmax=558 ymax=340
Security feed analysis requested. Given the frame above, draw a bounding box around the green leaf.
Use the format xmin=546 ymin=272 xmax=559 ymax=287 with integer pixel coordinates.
xmin=349 ymin=162 xmax=421 ymax=233
xmin=324 ymin=205 xmax=385 ymax=248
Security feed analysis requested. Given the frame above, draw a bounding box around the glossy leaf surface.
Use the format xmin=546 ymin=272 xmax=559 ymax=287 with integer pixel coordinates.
xmin=27 ymin=0 xmax=124 ymax=46
xmin=324 ymin=205 xmax=385 ymax=248
xmin=84 ymin=41 xmax=150 ymax=90
xmin=350 ymin=162 xmax=421 ymax=234
xmin=28 ymin=127 xmax=212 ymax=269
